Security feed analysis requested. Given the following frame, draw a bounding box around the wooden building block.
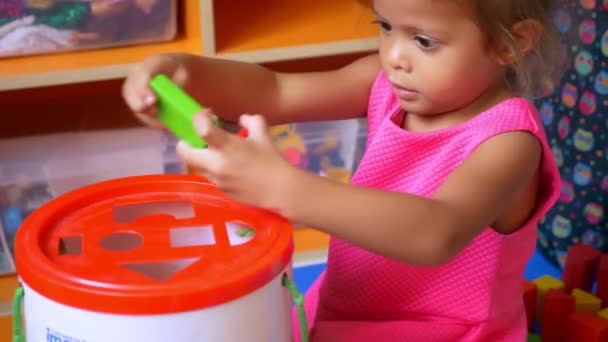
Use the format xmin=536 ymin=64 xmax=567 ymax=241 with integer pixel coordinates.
xmin=523 ymin=280 xmax=538 ymax=332
xmin=566 ymin=311 xmax=608 ymax=342
xmin=572 ymin=288 xmax=602 ymax=313
xmin=596 ymin=254 xmax=608 ymax=308
xmin=541 ymin=289 xmax=576 ymax=342
xmin=598 ymin=308 xmax=608 ymax=321
xmin=534 ymin=275 xmax=566 ymax=321
xmin=562 ymin=243 xmax=601 ymax=292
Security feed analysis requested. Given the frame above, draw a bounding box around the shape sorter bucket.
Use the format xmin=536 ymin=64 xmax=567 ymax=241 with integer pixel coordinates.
xmin=13 ymin=174 xmax=295 ymax=342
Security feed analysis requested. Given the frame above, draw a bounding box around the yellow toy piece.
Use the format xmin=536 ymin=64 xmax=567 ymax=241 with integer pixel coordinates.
xmin=324 ymin=167 xmax=352 ymax=184
xmin=533 ymin=275 xmax=565 ymax=321
xmin=270 ymin=125 xmax=306 ymax=152
xmin=270 ymin=124 xmax=353 ymax=182
xmin=572 ymin=288 xmax=602 ymax=313
xmin=270 ymin=125 xmax=306 ymax=167
xmin=597 ymin=307 xmax=608 ymax=320
xmin=312 ymin=132 xmax=338 ymax=154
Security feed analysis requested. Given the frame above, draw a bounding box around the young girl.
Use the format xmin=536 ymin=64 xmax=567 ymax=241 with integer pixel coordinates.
xmin=123 ymin=0 xmax=562 ymax=340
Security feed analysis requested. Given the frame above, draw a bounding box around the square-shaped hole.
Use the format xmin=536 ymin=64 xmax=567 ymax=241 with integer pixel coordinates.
xmin=59 ymin=236 xmax=83 ymax=256
xmin=170 ymin=226 xmax=216 ymax=247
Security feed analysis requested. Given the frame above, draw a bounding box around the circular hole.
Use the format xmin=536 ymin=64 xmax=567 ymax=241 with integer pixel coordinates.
xmin=99 ymin=232 xmax=143 ymax=252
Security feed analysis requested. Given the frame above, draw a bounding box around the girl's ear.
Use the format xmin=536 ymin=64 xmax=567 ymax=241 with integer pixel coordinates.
xmin=495 ymin=19 xmax=544 ymax=66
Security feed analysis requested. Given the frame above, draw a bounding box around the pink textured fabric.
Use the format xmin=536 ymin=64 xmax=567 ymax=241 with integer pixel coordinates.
xmin=292 ymin=71 xmax=561 ymax=341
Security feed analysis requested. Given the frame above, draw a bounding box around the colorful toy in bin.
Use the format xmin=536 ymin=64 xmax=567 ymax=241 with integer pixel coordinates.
xmin=0 ymin=180 xmax=54 ymax=273
xmin=0 ymin=219 xmax=15 ymax=274
xmin=12 ymin=174 xmax=305 ymax=342
xmin=270 ymin=124 xmax=307 ymax=167
xmin=523 ymin=243 xmax=608 ymax=341
xmin=270 ymin=123 xmax=354 ymax=183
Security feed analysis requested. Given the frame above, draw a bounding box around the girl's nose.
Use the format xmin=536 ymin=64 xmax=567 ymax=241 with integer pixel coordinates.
xmin=387 ymin=41 xmax=413 ymax=73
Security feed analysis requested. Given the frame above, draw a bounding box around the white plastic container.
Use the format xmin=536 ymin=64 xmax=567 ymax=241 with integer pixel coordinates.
xmin=14 ymin=175 xmax=295 ymax=342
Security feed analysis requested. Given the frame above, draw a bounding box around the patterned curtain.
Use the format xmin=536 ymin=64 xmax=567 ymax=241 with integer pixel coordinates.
xmin=535 ymin=0 xmax=608 ymax=268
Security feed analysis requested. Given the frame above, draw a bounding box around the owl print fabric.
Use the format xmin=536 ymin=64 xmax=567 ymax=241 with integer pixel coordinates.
xmin=535 ymin=0 xmax=608 ymax=268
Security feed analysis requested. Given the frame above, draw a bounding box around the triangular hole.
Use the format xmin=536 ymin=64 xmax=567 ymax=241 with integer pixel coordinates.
xmin=226 ymin=221 xmax=255 ymax=246
xmin=122 ymin=258 xmax=199 ymax=281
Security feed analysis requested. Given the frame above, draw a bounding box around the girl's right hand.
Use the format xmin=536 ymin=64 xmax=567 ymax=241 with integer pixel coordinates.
xmin=122 ymin=54 xmax=189 ymax=128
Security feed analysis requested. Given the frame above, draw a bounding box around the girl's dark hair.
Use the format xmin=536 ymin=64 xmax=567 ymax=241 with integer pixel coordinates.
xmin=468 ymin=0 xmax=562 ymax=98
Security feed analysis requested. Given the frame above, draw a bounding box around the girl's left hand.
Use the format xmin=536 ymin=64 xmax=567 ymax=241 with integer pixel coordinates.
xmin=176 ymin=110 xmax=296 ymax=212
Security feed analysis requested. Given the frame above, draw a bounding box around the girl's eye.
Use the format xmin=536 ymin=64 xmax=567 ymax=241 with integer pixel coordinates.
xmin=415 ymin=36 xmax=438 ymax=50
xmin=372 ymin=19 xmax=392 ymax=33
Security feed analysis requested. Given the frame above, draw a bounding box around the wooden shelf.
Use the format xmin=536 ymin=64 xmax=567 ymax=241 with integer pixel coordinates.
xmin=0 ymin=1 xmax=202 ymax=91
xmin=220 ymin=38 xmax=378 ymax=64
xmin=211 ymin=0 xmax=378 ymax=63
xmin=0 ymin=1 xmax=380 ymax=90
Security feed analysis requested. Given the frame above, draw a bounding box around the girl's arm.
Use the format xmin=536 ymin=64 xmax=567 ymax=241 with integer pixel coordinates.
xmin=174 ymin=53 xmax=381 ymax=124
xmin=276 ymin=131 xmax=542 ymax=266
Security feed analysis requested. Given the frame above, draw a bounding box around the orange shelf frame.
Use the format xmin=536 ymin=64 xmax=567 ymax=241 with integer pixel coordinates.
xmin=213 ymin=0 xmax=377 ymax=54
xmin=294 ymin=227 xmax=330 ymax=252
xmin=0 ymin=275 xmax=19 ymax=342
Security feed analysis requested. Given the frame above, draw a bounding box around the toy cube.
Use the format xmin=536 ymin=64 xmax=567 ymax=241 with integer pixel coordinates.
xmin=566 ymin=311 xmax=608 ymax=342
xmin=534 ymin=275 xmax=566 ymax=321
xmin=572 ymin=289 xmax=602 ymax=313
xmin=596 ymin=254 xmax=608 ymax=308
xmin=523 ymin=280 xmax=538 ymax=332
xmin=541 ymin=289 xmax=576 ymax=342
xmin=562 ymin=243 xmax=601 ymax=292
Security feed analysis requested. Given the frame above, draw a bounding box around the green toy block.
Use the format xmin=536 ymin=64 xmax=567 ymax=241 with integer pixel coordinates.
xmin=150 ymin=74 xmax=220 ymax=148
xmin=527 ymin=333 xmax=541 ymax=342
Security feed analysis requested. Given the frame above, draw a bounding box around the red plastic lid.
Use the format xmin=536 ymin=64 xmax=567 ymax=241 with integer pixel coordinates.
xmin=15 ymin=175 xmax=293 ymax=315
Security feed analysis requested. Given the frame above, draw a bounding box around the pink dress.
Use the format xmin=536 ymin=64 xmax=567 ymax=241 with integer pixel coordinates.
xmin=292 ymin=71 xmax=561 ymax=341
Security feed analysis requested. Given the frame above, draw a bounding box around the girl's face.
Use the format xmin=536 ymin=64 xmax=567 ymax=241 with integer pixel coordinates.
xmin=374 ymin=0 xmax=507 ymax=117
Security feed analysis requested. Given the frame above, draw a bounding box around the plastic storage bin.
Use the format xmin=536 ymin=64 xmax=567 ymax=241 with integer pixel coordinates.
xmin=0 ymin=127 xmax=185 ymax=275
xmin=270 ymin=118 xmax=367 ymax=184
xmin=0 ymin=0 xmax=177 ymax=58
